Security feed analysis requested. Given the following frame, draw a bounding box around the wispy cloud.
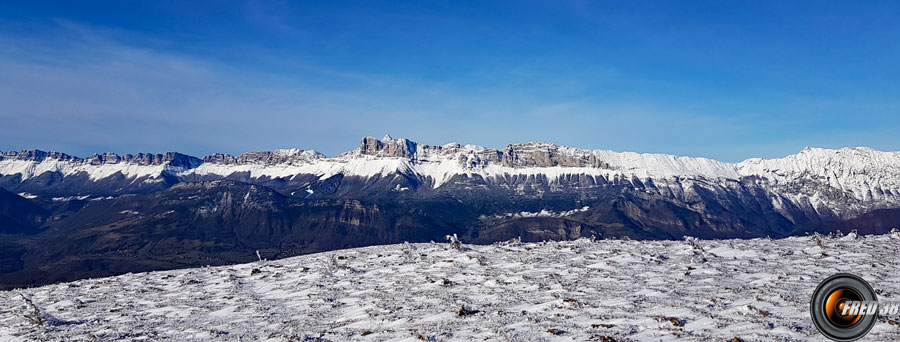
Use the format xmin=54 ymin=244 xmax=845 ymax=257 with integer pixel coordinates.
xmin=2 ymin=11 xmax=898 ymax=162
xmin=0 ymin=21 xmax=449 ymax=157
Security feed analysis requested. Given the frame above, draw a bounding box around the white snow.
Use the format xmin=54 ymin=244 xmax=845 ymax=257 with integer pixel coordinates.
xmin=0 ymin=158 xmax=185 ymax=182
xmin=485 ymin=206 xmax=591 ymax=219
xmin=51 ymin=195 xmax=90 ymax=202
xmin=3 ymin=234 xmax=900 ymax=341
xmin=16 ymin=193 xmax=37 ymax=199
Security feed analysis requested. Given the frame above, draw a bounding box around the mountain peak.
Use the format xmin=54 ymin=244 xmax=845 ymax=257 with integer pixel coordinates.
xmin=1 ymin=150 xmax=77 ymax=163
xmin=358 ymin=135 xmax=417 ymax=158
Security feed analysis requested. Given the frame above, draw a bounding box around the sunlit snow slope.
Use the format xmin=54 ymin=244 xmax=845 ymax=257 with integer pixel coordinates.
xmin=3 ymin=234 xmax=900 ymax=341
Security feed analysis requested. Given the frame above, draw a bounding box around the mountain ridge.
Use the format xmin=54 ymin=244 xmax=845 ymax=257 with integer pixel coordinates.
xmin=3 ymin=137 xmax=899 ymax=217
xmin=2 ymin=137 xmax=897 ymax=182
xmin=3 ymin=136 xmax=894 ymax=167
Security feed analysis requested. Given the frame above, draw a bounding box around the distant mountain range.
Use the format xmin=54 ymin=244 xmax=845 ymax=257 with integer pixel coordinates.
xmin=2 ymin=135 xmax=899 ymax=288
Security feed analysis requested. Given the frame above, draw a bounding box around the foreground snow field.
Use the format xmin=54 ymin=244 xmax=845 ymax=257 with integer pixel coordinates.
xmin=3 ymin=234 xmax=900 ymax=341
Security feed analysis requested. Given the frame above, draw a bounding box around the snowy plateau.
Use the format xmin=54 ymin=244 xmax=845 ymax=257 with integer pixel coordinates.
xmin=3 ymin=233 xmax=900 ymax=341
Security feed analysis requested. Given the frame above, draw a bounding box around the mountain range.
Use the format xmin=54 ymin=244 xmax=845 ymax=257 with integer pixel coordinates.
xmin=1 ymin=135 xmax=899 ymax=288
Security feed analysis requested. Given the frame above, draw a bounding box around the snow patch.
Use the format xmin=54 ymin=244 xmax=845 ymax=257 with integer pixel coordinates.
xmin=17 ymin=192 xmax=37 ymax=199
xmin=485 ymin=206 xmax=591 ymax=219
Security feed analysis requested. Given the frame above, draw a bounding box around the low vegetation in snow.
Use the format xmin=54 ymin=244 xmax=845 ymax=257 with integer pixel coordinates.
xmin=3 ymin=233 xmax=900 ymax=341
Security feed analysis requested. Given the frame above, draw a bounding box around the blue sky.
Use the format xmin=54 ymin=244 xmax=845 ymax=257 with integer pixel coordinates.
xmin=1 ymin=1 xmax=899 ymax=161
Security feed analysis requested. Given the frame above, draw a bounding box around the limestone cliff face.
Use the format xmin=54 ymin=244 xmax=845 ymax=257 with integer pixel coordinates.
xmin=358 ymin=135 xmax=417 ymax=158
xmin=2 ymin=150 xmax=201 ymax=167
xmin=202 ymin=149 xmax=323 ymax=165
xmin=359 ymin=136 xmax=384 ymax=155
xmin=497 ymin=142 xmax=610 ymax=168
xmin=2 ymin=150 xmax=78 ymax=162
xmin=353 ymin=137 xmax=610 ymax=169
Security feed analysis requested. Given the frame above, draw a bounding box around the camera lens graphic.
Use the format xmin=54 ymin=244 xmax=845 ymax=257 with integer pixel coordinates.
xmin=824 ymin=288 xmax=862 ymax=327
xmin=810 ymin=274 xmax=878 ymax=341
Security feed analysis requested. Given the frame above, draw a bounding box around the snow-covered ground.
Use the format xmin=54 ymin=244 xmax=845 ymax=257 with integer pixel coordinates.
xmin=3 ymin=234 xmax=900 ymax=341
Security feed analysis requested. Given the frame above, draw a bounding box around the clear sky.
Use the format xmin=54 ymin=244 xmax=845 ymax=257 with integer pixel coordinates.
xmin=1 ymin=1 xmax=899 ymax=162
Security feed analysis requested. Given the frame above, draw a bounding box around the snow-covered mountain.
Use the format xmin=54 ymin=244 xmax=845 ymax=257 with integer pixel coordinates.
xmin=4 ymin=234 xmax=900 ymax=341
xmin=3 ymin=135 xmax=900 ymax=218
xmin=2 ymin=136 xmax=900 ymax=289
